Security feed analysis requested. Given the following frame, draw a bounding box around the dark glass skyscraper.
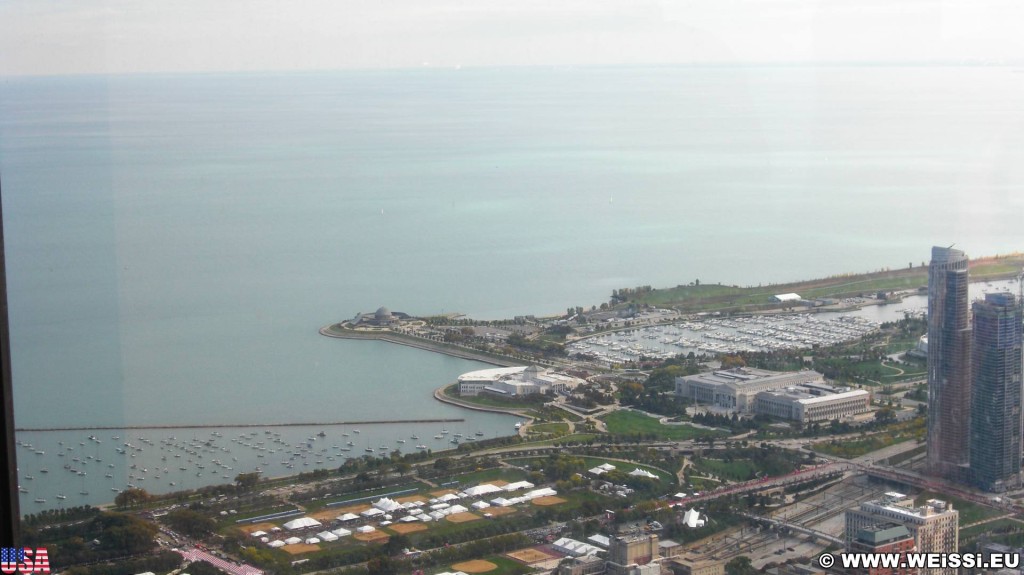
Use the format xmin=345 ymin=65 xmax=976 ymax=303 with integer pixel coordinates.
xmin=926 ymin=246 xmax=971 ymax=480
xmin=969 ymin=292 xmax=1023 ymax=491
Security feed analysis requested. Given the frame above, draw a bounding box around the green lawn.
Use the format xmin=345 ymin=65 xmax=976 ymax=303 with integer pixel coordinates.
xmin=958 ymin=518 xmax=1021 ymax=544
xmin=915 ymin=491 xmax=1004 ymax=526
xmin=303 ymin=483 xmax=423 ymax=512
xmin=692 ymin=458 xmax=759 ymax=482
xmin=811 ymin=419 xmax=925 ymax=458
xmin=446 ymin=467 xmax=530 ymax=487
xmin=602 ymin=410 xmax=729 ymax=440
xmin=518 ymin=433 xmax=598 ymax=447
xmin=469 ymin=555 xmax=532 ymax=575
xmin=504 ymin=454 xmax=675 ymax=484
xmin=529 ymin=422 xmax=570 ymax=435
xmin=629 ymin=254 xmax=1024 ymax=312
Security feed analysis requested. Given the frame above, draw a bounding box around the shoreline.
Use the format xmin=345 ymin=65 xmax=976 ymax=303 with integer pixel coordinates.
xmin=319 ymin=324 xmax=524 ymax=367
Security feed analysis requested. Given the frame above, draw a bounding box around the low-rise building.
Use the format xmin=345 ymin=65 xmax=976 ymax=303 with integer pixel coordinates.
xmin=664 ymin=553 xmax=723 ymax=575
xmin=846 ymin=523 xmax=918 ymax=575
xmin=675 ymin=368 xmax=825 ymax=413
xmin=607 ymin=534 xmax=661 ymax=575
xmin=754 ymin=386 xmax=870 ymax=423
xmin=458 ymin=365 xmax=584 ymax=397
xmin=559 ymin=555 xmax=607 ymax=575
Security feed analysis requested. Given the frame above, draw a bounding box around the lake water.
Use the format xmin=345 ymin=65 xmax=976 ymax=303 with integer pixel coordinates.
xmin=2 ymin=65 xmax=1024 ymax=510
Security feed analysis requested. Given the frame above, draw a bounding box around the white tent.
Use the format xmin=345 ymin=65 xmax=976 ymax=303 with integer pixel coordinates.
xmin=267 ymin=540 xmax=285 ymax=548
xmin=372 ymin=497 xmax=403 ymax=512
xmin=502 ymin=481 xmax=535 ymax=492
xmin=430 ymin=503 xmax=450 ymax=511
xmin=683 ymin=508 xmax=705 ymax=528
xmin=399 ymin=515 xmax=420 ymax=523
xmin=356 ymin=525 xmax=376 ymax=534
xmin=438 ymin=493 xmax=461 ymax=502
xmin=283 ymin=517 xmax=323 ymax=531
xmin=304 ymin=537 xmax=321 ymax=545
xmin=471 ymin=501 xmax=491 ymax=510
xmin=448 ymin=504 xmax=469 ymax=514
xmin=462 ymin=484 xmax=502 ymax=497
xmin=260 ymin=537 xmax=270 ymax=543
xmin=284 ymin=537 xmax=302 ymax=545
xmin=416 ymin=514 xmax=432 ymax=522
xmin=250 ymin=530 xmax=267 ymax=537
xmin=524 ymin=488 xmax=557 ymax=499
xmin=490 ymin=497 xmax=513 ymax=507
xmin=629 ymin=468 xmax=658 ymax=479
xmin=553 ymin=538 xmax=603 ymax=557
xmin=673 ymin=493 xmax=688 ymax=499
xmin=338 ymin=513 xmax=360 ymax=522
xmin=380 ymin=521 xmax=392 ymax=527
xmin=331 ymin=527 xmax=352 ymax=537
xmin=361 ymin=508 xmax=385 ymax=518
xmin=429 ymin=511 xmax=446 ymax=520
xmin=317 ymin=531 xmax=339 ymax=542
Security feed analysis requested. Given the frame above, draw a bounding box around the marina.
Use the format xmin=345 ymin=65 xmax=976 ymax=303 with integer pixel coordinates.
xmin=568 ymin=313 xmax=880 ymax=362
xmin=569 ymin=280 xmax=1018 ymax=364
xmin=15 ymin=418 xmax=513 ymax=512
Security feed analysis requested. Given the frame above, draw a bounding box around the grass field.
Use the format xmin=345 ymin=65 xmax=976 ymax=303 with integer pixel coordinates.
xmin=507 ymin=547 xmax=558 ymax=564
xmin=915 ymin=491 xmax=1005 ymax=526
xmin=602 ymin=410 xmax=728 ymax=440
xmin=692 ymin=458 xmax=759 ymax=482
xmin=452 ymin=560 xmax=498 ymax=573
xmin=474 ymin=556 xmax=535 ymax=575
xmin=447 ymin=467 xmax=529 ymax=487
xmin=529 ymin=422 xmax=570 ymax=435
xmin=630 ymin=254 xmax=1024 ymax=312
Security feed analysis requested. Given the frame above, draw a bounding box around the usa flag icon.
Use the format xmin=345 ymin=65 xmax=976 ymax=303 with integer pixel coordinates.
xmin=1 ymin=548 xmax=25 ymax=574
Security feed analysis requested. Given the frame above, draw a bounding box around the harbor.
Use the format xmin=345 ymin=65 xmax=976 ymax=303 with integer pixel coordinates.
xmin=568 ymin=314 xmax=880 ymax=362
xmin=15 ymin=417 xmax=516 ymax=512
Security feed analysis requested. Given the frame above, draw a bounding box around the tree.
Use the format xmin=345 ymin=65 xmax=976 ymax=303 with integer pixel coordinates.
xmin=114 ymin=487 xmax=151 ymax=509
xmin=234 ymin=472 xmax=261 ymax=491
xmin=875 ymin=406 xmax=896 ymax=424
xmin=367 ymin=556 xmax=397 ymax=575
xmin=383 ymin=534 xmax=411 ymax=556
xmin=165 ymin=509 xmax=217 ymax=538
xmin=90 ymin=512 xmax=158 ymax=555
xmin=725 ymin=556 xmax=757 ymax=575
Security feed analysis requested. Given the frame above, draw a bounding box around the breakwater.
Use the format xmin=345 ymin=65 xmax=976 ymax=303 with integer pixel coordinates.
xmin=15 ymin=418 xmax=465 ymax=432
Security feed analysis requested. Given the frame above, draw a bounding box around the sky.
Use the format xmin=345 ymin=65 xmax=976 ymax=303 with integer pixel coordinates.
xmin=1 ymin=0 xmax=1024 ymax=76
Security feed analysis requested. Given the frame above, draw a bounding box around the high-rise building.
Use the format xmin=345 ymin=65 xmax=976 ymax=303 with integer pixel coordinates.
xmin=969 ymin=292 xmax=1023 ymax=491
xmin=926 ymin=246 xmax=971 ymax=480
xmin=844 ymin=493 xmax=958 ymax=575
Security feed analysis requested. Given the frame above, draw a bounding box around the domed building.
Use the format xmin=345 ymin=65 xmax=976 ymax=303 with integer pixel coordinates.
xmin=352 ymin=306 xmax=407 ymax=327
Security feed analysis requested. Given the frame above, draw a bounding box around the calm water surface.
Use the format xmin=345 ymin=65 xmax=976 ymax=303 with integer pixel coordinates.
xmin=2 ymin=65 xmax=1024 ymax=509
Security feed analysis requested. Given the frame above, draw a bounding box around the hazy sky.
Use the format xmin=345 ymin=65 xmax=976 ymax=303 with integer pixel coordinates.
xmin=2 ymin=0 xmax=1023 ymax=76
